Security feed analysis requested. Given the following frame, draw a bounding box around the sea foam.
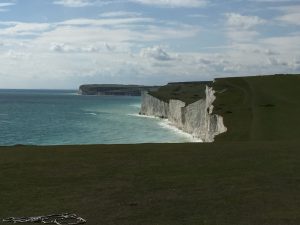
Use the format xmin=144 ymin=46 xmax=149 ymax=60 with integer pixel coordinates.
xmin=158 ymin=119 xmax=203 ymax=143
xmin=128 ymin=113 xmax=202 ymax=143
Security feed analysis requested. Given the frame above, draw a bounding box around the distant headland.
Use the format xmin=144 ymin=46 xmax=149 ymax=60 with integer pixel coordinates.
xmin=78 ymin=84 xmax=159 ymax=96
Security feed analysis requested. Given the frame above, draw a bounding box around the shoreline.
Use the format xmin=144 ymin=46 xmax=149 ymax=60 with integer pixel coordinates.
xmin=128 ymin=113 xmax=203 ymax=143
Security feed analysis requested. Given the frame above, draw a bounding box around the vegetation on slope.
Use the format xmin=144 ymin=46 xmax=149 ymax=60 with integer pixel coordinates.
xmin=212 ymin=74 xmax=300 ymax=141
xmin=149 ymin=81 xmax=212 ymax=105
xmin=0 ymin=142 xmax=300 ymax=225
xmin=79 ymin=84 xmax=158 ymax=96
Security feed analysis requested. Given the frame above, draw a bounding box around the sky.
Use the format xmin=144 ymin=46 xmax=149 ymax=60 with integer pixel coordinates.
xmin=0 ymin=0 xmax=299 ymax=89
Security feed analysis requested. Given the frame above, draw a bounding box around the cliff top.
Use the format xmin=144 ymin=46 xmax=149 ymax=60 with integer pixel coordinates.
xmin=212 ymin=74 xmax=300 ymax=142
xmin=148 ymin=81 xmax=213 ymax=105
xmin=79 ymin=84 xmax=148 ymax=88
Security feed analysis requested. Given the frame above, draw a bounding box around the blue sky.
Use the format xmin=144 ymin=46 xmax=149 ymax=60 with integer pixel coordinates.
xmin=0 ymin=0 xmax=299 ymax=89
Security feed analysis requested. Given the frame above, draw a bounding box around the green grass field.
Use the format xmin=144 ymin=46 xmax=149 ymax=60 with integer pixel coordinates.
xmin=213 ymin=74 xmax=300 ymax=141
xmin=1 ymin=75 xmax=300 ymax=225
xmin=149 ymin=82 xmax=212 ymax=105
xmin=0 ymin=142 xmax=300 ymax=225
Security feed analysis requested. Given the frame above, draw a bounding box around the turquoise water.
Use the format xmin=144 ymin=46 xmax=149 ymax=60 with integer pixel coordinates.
xmin=0 ymin=89 xmax=192 ymax=146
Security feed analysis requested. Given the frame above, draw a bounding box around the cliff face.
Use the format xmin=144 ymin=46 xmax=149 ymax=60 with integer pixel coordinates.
xmin=140 ymin=86 xmax=227 ymax=142
xmin=140 ymin=92 xmax=169 ymax=118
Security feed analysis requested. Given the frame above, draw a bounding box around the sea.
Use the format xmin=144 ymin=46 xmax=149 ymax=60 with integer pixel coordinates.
xmin=0 ymin=89 xmax=196 ymax=146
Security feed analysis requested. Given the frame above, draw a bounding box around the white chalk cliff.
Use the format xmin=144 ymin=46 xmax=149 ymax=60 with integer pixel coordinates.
xmin=140 ymin=86 xmax=227 ymax=142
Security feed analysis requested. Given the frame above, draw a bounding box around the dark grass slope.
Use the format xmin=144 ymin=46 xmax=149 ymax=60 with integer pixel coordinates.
xmin=79 ymin=84 xmax=158 ymax=96
xmin=149 ymin=81 xmax=212 ymax=105
xmin=0 ymin=142 xmax=300 ymax=225
xmin=213 ymin=74 xmax=300 ymax=141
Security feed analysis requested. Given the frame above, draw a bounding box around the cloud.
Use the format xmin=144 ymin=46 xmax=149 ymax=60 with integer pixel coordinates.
xmin=248 ymin=0 xmax=296 ymax=2
xmin=187 ymin=14 xmax=207 ymax=18
xmin=224 ymin=13 xmax=266 ymax=43
xmin=140 ymin=46 xmax=172 ymax=61
xmin=53 ymin=0 xmax=124 ymax=7
xmin=42 ymin=18 xmax=199 ymax=44
xmin=131 ymin=0 xmax=208 ymax=8
xmin=261 ymin=35 xmax=300 ymax=51
xmin=275 ymin=5 xmax=300 ymax=25
xmin=265 ymin=49 xmax=278 ymax=55
xmin=225 ymin=13 xmax=266 ymax=29
xmin=267 ymin=57 xmax=288 ymax=66
xmin=53 ymin=0 xmax=93 ymax=7
xmin=0 ymin=22 xmax=51 ymax=36
xmin=50 ymin=43 xmax=73 ymax=52
xmin=227 ymin=30 xmax=260 ymax=42
xmin=58 ymin=17 xmax=153 ymax=26
xmin=0 ymin=2 xmax=15 ymax=12
xmin=49 ymin=42 xmax=115 ymax=53
xmin=278 ymin=13 xmax=300 ymax=25
xmin=99 ymin=11 xmax=142 ymax=18
xmin=4 ymin=50 xmax=31 ymax=60
xmin=0 ymin=16 xmax=201 ymax=59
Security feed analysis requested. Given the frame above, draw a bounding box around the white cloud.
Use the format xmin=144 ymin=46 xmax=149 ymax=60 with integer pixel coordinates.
xmin=49 ymin=42 xmax=115 ymax=53
xmin=224 ymin=13 xmax=266 ymax=43
xmin=265 ymin=49 xmax=278 ymax=55
xmin=0 ymin=3 xmax=14 ymax=6
xmin=0 ymin=22 xmax=51 ymax=36
xmin=58 ymin=17 xmax=154 ymax=26
xmin=225 ymin=13 xmax=266 ymax=29
xmin=0 ymin=2 xmax=15 ymax=12
xmin=249 ymin=0 xmax=296 ymax=2
xmin=267 ymin=57 xmax=288 ymax=66
xmin=258 ymin=35 xmax=300 ymax=65
xmin=4 ymin=50 xmax=31 ymax=60
xmin=227 ymin=30 xmax=260 ymax=42
xmin=187 ymin=14 xmax=207 ymax=18
xmin=99 ymin=11 xmax=142 ymax=18
xmin=131 ymin=0 xmax=208 ymax=8
xmin=140 ymin=46 xmax=172 ymax=61
xmin=275 ymin=5 xmax=300 ymax=25
xmin=53 ymin=0 xmax=93 ymax=7
xmin=278 ymin=13 xmax=300 ymax=25
xmin=53 ymin=0 xmax=208 ymax=8
xmin=50 ymin=43 xmax=73 ymax=52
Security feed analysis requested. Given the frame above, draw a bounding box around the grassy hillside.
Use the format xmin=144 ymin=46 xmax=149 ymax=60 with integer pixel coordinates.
xmin=149 ymin=81 xmax=212 ymax=105
xmin=79 ymin=84 xmax=158 ymax=96
xmin=0 ymin=142 xmax=300 ymax=225
xmin=213 ymin=74 xmax=300 ymax=141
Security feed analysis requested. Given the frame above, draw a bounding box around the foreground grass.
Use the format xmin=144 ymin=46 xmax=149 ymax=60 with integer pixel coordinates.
xmin=0 ymin=142 xmax=300 ymax=225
